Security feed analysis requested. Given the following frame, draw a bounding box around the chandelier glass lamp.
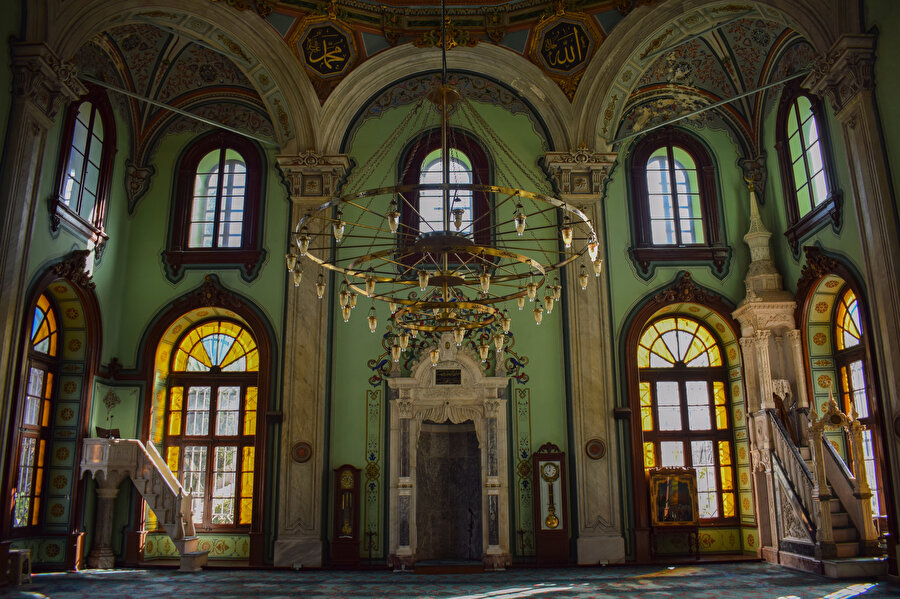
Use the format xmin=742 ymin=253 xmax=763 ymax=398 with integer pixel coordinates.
xmin=286 ymin=1 xmax=600 ymax=346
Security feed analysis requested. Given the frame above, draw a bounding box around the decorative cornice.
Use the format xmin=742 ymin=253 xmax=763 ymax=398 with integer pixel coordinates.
xmin=535 ymin=441 xmax=561 ymax=454
xmin=542 ymin=145 xmax=617 ymax=196
xmin=804 ymin=34 xmax=875 ymax=115
xmin=276 ymin=151 xmax=352 ymax=202
xmin=12 ymin=43 xmax=87 ymax=122
xmin=172 ymin=274 xmax=244 ymax=311
xmin=51 ymin=250 xmax=96 ymax=290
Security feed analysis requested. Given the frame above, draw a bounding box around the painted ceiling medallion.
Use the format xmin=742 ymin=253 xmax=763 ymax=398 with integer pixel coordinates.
xmin=528 ymin=11 xmax=603 ymax=100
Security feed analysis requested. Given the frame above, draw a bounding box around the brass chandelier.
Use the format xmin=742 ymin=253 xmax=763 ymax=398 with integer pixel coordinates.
xmin=286 ymin=1 xmax=601 ymax=357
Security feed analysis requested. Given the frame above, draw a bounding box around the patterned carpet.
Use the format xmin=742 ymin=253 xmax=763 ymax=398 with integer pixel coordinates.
xmin=5 ymin=562 xmax=899 ymax=599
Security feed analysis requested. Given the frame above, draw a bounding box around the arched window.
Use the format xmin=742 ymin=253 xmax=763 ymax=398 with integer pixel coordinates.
xmin=776 ymin=84 xmax=841 ymax=253
xmin=833 ymin=287 xmax=883 ymax=516
xmin=12 ymin=294 xmax=59 ymax=530
xmin=51 ymin=86 xmax=116 ymax=241
xmin=629 ymin=128 xmax=727 ymax=277
xmin=637 ymin=316 xmax=735 ymax=521
xmin=164 ymin=320 xmax=259 ymax=528
xmin=164 ymin=133 xmax=264 ymax=280
xmin=400 ymin=129 xmax=491 ymax=247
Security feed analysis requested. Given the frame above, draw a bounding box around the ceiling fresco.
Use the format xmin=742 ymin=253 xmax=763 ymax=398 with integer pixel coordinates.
xmin=73 ymin=22 xmax=274 ymax=212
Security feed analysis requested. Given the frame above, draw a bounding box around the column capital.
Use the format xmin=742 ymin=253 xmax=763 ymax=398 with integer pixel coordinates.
xmin=276 ymin=151 xmax=352 ymax=209
xmin=11 ymin=42 xmax=87 ymax=122
xmin=542 ymin=145 xmax=617 ymax=200
xmin=804 ymin=34 xmax=875 ymax=116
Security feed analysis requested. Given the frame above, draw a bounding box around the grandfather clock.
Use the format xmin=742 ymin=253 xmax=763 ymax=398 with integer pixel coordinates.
xmin=331 ymin=464 xmax=361 ymax=566
xmin=532 ymin=442 xmax=569 ymax=564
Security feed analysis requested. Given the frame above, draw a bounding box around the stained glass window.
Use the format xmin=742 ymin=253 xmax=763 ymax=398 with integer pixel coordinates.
xmin=785 ymin=95 xmax=829 ymax=218
xmin=13 ymin=294 xmax=58 ymax=529
xmin=637 ymin=316 xmax=736 ymax=521
xmin=163 ymin=320 xmax=258 ymax=529
xmin=833 ymin=286 xmax=883 ymax=517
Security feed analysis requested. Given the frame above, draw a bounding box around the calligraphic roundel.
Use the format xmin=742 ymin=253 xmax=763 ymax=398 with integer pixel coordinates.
xmin=527 ymin=12 xmax=603 ymax=99
xmin=292 ymin=17 xmax=357 ymax=79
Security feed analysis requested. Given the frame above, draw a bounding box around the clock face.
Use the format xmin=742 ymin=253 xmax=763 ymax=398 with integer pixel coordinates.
xmin=542 ymin=462 xmax=558 ymax=480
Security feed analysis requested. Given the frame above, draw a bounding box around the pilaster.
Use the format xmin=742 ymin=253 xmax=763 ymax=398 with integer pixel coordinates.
xmin=0 ymin=42 xmax=86 ymax=471
xmin=543 ymin=147 xmax=624 ymax=564
xmin=273 ymin=152 xmax=350 ymax=567
xmin=806 ymin=34 xmax=900 ymax=572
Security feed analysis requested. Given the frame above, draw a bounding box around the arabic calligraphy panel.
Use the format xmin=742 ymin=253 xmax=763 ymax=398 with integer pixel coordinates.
xmin=300 ymin=24 xmax=353 ymax=77
xmin=539 ymin=21 xmax=591 ymax=74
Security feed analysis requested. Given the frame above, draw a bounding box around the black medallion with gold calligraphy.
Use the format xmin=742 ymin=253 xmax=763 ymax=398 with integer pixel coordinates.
xmin=301 ymin=24 xmax=352 ymax=77
xmin=539 ymin=21 xmax=591 ymax=73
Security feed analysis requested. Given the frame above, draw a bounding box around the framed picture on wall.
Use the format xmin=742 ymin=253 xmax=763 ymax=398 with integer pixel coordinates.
xmin=649 ymin=467 xmax=699 ymax=527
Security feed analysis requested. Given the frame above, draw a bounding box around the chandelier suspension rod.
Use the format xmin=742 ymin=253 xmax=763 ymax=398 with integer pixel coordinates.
xmin=80 ymin=74 xmax=278 ymax=147
xmin=440 ymin=0 xmax=451 ymax=237
xmin=612 ymin=69 xmax=810 ymax=145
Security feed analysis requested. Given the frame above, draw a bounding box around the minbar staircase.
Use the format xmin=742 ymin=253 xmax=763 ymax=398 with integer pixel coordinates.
xmin=81 ymin=438 xmax=209 ymax=572
xmin=768 ymin=398 xmax=886 ymax=578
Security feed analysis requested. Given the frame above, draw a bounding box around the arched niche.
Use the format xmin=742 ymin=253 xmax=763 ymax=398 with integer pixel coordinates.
xmin=386 ymin=333 xmax=511 ymax=569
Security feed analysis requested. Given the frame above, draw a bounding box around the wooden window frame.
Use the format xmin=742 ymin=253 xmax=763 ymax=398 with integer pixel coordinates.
xmin=163 ymin=132 xmax=265 ymax=281
xmin=399 ymin=128 xmax=492 ymax=251
xmin=639 ymin=357 xmax=736 ymax=525
xmin=628 ymin=128 xmax=729 ymax=278
xmin=775 ymin=83 xmax=842 ymax=255
xmin=50 ymin=85 xmax=117 ymax=245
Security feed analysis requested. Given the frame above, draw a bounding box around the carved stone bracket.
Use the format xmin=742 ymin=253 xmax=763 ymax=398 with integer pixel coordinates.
xmin=804 ymin=35 xmax=875 ymax=115
xmin=652 ymin=271 xmax=713 ymax=305
xmin=542 ymin=145 xmax=617 ymax=197
xmin=12 ymin=43 xmax=87 ymax=122
xmin=739 ymin=154 xmax=767 ymax=204
xmin=51 ymin=250 xmax=96 ymax=290
xmin=276 ymin=151 xmax=351 ymax=206
xmin=125 ymin=159 xmax=157 ymax=214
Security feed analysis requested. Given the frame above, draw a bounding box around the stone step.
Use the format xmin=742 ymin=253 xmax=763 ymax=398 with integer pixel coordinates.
xmin=178 ymin=550 xmax=208 ymax=573
xmin=822 ymin=557 xmax=888 ymax=578
xmin=832 ymin=526 xmax=859 ymax=543
xmin=835 ymin=541 xmax=861 ymax=559
xmin=799 ymin=446 xmax=812 ymax=460
xmin=831 ymin=512 xmax=851 ymax=528
xmin=830 ymin=500 xmax=845 ymax=514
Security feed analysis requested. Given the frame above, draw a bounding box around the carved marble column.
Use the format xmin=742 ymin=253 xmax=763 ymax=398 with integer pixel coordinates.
xmin=87 ymin=475 xmax=126 ymax=568
xmin=273 ymin=152 xmax=350 ymax=567
xmin=0 ymin=43 xmax=86 ymax=469
xmin=805 ymin=35 xmax=900 ymax=571
xmin=543 ymin=147 xmax=624 ymax=564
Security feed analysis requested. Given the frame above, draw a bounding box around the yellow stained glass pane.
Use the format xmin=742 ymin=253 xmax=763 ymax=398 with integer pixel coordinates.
xmin=720 ymin=466 xmax=734 ymax=491
xmin=640 ymin=382 xmax=653 ymax=431
xmin=34 ymin=467 xmax=43 ymax=495
xmin=32 ymin=498 xmax=40 ymax=526
xmin=722 ymin=492 xmax=735 ymax=518
xmin=42 ymin=400 xmax=51 ymax=427
xmin=166 ymin=446 xmax=180 ymax=475
xmin=245 ymin=387 xmax=258 ymax=411
xmin=241 ymin=472 xmax=254 ymax=498
xmin=639 ymin=327 xmax=657 ymax=350
xmin=244 ymin=387 xmax=258 ymax=435
xmin=718 ymin=440 xmax=732 ymax=466
xmin=239 ymin=498 xmax=253 ymax=525
xmin=243 ymin=446 xmax=255 ymax=472
xmin=173 ymin=348 xmax=189 ymax=371
xmin=677 ymin=318 xmax=699 ymax=334
xmin=219 ymin=321 xmax=242 ymax=338
xmin=48 ymin=327 xmax=58 ymax=356
xmin=197 ymin=322 xmax=219 ymax=338
xmin=643 ymin=442 xmax=656 ymax=469
xmin=44 ymin=372 xmax=53 ymax=399
xmin=37 ymin=295 xmax=49 ymax=311
xmin=707 ymin=345 xmax=722 ymax=367
xmin=637 ymin=346 xmax=650 ymax=368
xmin=38 ymin=440 xmax=46 ymax=468
xmin=683 ymin=336 xmax=705 ymax=364
xmin=713 ymin=382 xmax=725 ymax=405
xmin=170 ymin=387 xmax=183 ymax=410
xmin=694 ymin=324 xmax=714 ymax=347
xmin=146 ymin=506 xmax=158 ymax=531
xmin=245 ymin=348 xmax=260 ymax=372
xmin=168 ymin=412 xmax=182 ymax=436
xmin=715 ymin=406 xmax=727 ymax=430
xmin=33 ymin=320 xmax=50 ymax=348
xmin=655 ymin=318 xmax=677 ymax=333
xmin=188 ymin=342 xmax=212 ymax=368
xmin=650 ymin=338 xmax=675 ymax=364
xmin=220 ymin=342 xmax=246 ymax=370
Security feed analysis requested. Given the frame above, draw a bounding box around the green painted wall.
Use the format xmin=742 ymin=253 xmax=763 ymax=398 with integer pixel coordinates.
xmin=866 ymin=0 xmax=900 ymax=215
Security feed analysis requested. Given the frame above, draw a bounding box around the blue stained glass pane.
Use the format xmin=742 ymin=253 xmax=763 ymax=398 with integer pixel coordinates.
xmin=32 ymin=308 xmax=43 ymax=341
xmin=202 ymin=333 xmax=234 ymax=367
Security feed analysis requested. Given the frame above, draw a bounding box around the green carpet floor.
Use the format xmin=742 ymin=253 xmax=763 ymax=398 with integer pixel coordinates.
xmin=4 ymin=562 xmax=899 ymax=598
